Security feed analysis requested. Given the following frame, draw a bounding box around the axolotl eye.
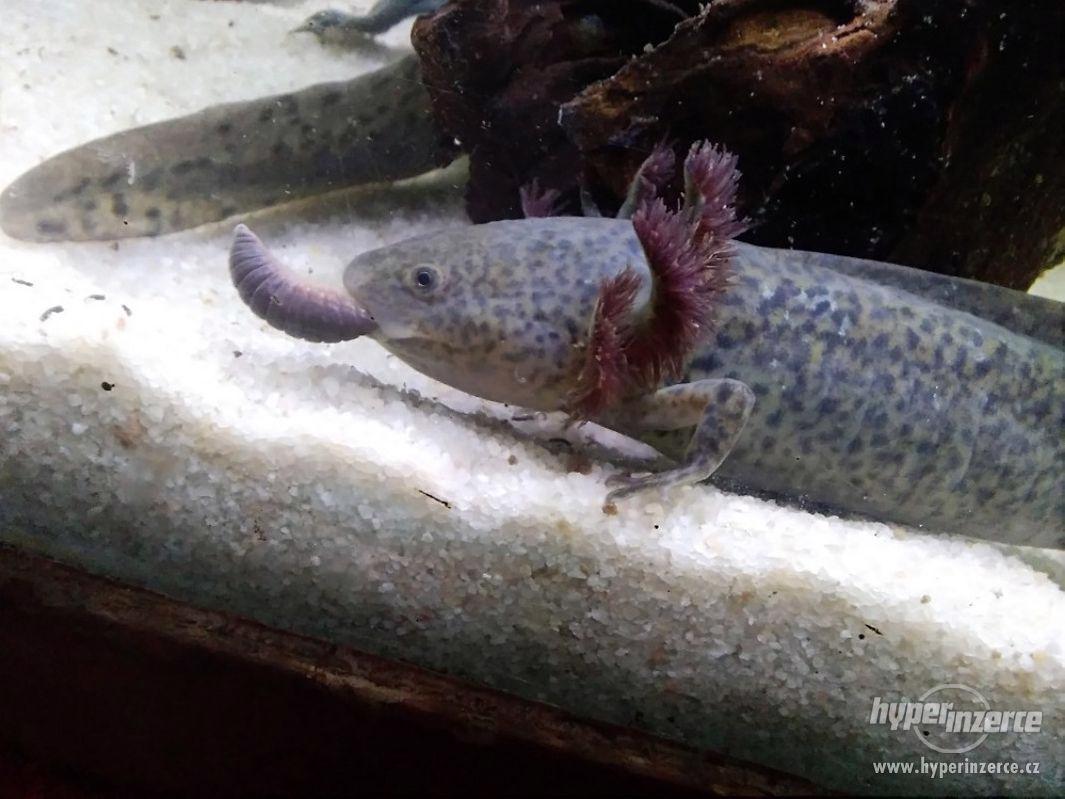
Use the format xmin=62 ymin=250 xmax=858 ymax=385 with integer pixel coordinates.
xmin=408 ymin=264 xmax=443 ymax=295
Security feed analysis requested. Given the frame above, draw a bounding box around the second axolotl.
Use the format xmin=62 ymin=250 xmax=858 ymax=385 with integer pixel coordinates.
xmin=229 ymin=142 xmax=1064 ymax=549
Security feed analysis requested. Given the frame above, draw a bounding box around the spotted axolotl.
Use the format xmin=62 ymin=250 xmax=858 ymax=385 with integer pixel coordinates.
xmin=229 ymin=142 xmax=1064 ymax=549
xmin=0 ymin=55 xmax=438 ymax=241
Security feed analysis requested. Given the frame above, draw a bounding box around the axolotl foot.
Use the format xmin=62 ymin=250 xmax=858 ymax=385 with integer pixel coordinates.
xmin=601 ymin=378 xmax=756 ymax=506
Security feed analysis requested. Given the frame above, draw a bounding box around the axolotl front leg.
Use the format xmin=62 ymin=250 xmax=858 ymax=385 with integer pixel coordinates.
xmin=599 ymin=379 xmax=756 ymax=503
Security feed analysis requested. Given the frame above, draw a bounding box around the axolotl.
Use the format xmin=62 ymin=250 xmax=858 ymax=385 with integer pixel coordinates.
xmin=229 ymin=142 xmax=1064 ymax=549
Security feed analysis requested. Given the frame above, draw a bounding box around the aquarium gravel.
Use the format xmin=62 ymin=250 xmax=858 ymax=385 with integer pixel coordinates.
xmin=0 ymin=1 xmax=1062 ymax=795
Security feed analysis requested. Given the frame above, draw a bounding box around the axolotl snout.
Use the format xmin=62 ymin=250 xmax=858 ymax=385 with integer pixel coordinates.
xmin=230 ymin=142 xmax=1064 ymax=549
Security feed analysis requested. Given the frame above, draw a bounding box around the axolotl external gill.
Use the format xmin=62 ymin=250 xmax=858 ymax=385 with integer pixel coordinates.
xmin=229 ymin=141 xmax=1064 ymax=550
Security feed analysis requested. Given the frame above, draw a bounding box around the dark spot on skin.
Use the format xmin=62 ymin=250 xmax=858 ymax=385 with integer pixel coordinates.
xmin=766 ymin=409 xmax=784 ymax=428
xmin=691 ymin=352 xmax=723 ymax=373
xmin=140 ymin=170 xmax=160 ymax=192
xmin=101 ymin=171 xmax=123 ymax=189
xmin=57 ymin=177 xmax=91 ymax=201
xmin=781 ymin=386 xmax=804 ymax=412
xmin=870 ymin=306 xmax=891 ymax=322
xmin=279 ymin=95 xmax=299 ymax=115
xmin=83 ymin=200 xmax=97 ymax=211
xmin=817 ymin=397 xmax=841 ymax=415
xmin=973 ymin=360 xmax=992 ymax=379
xmin=145 ymin=208 xmax=161 ymax=220
xmin=258 ymin=107 xmax=274 ymax=123
xmin=101 ymin=381 xmax=114 ymax=391
xmin=811 ymin=300 xmax=831 ymax=317
xmin=217 ymin=122 xmax=233 ymax=135
xmin=1029 ymin=396 xmax=1051 ymax=422
xmin=39 ymin=305 xmax=64 ymax=322
xmin=121 ymin=304 xmax=132 ymax=316
xmin=716 ymin=331 xmax=736 ymax=350
xmin=175 ymin=157 xmax=212 ymax=176
xmin=720 ymin=292 xmax=743 ymax=307
xmin=36 ymin=219 xmax=67 ymax=236
xmin=871 ymin=373 xmax=895 ymax=393
xmin=111 ymin=194 xmax=128 ymax=216
xmin=321 ymin=91 xmax=341 ymax=106
xmin=11 ymin=278 xmax=34 ymax=287
xmin=846 ymin=437 xmax=864 ymax=455
xmin=87 ymin=294 xmax=105 ymax=301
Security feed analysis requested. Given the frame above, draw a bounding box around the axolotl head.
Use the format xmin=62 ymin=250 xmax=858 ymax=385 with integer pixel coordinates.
xmin=229 ymin=220 xmax=651 ymax=411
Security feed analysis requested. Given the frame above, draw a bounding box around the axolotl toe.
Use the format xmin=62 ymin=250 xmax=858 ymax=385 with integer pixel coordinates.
xmin=229 ymin=142 xmax=1064 ymax=550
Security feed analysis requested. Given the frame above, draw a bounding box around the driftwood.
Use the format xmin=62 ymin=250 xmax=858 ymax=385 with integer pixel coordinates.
xmin=0 ymin=546 xmax=822 ymax=796
xmin=413 ymin=0 xmax=1063 ymax=289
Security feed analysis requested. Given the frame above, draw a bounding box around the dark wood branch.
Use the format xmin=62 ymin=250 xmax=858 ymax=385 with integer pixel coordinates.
xmin=414 ymin=0 xmax=1064 ymax=288
xmin=0 ymin=545 xmax=823 ymax=796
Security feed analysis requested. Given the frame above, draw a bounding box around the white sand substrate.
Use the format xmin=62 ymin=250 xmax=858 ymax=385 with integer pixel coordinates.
xmin=0 ymin=1 xmax=1062 ymax=794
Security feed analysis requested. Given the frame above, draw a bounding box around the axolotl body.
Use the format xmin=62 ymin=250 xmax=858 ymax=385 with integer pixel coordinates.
xmin=230 ymin=143 xmax=1064 ymax=549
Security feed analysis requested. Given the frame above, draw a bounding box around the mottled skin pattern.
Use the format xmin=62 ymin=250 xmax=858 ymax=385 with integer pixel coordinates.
xmin=338 ymin=221 xmax=1064 ymax=548
xmin=775 ymin=249 xmax=1065 ymax=350
xmin=344 ymin=218 xmax=652 ymax=409
xmin=0 ymin=55 xmax=436 ymax=241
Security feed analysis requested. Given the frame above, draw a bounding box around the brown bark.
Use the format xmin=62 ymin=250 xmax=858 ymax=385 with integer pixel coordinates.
xmin=413 ymin=0 xmax=1064 ymax=289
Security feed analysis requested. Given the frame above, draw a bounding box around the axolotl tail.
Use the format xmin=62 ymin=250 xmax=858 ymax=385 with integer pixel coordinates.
xmin=0 ymin=54 xmax=444 ymax=242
